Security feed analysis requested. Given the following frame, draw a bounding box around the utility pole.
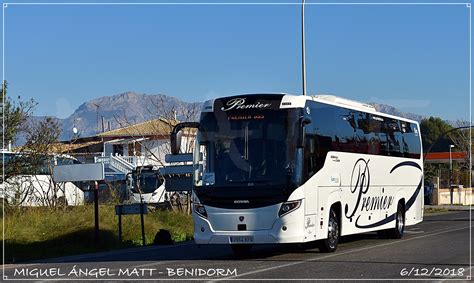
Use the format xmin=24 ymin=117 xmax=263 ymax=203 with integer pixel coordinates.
xmin=94 ymin=181 xmax=100 ymax=249
xmin=449 ymin=144 xmax=455 ymax=205
xmin=301 ymin=0 xmax=307 ymax=96
xmin=93 ymin=103 xmax=100 ymax=134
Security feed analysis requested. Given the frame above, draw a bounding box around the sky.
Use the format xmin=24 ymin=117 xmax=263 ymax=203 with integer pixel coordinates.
xmin=2 ymin=1 xmax=471 ymax=121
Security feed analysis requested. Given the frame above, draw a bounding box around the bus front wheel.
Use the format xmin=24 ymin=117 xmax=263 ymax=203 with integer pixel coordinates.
xmin=388 ymin=203 xmax=405 ymax=239
xmin=318 ymin=209 xmax=339 ymax=253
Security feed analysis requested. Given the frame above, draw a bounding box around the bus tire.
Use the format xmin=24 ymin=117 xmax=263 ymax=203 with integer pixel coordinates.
xmin=388 ymin=202 xmax=405 ymax=239
xmin=318 ymin=209 xmax=339 ymax=253
xmin=231 ymin=244 xmax=253 ymax=257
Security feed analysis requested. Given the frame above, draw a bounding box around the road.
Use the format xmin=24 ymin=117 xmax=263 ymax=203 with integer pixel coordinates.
xmin=4 ymin=211 xmax=472 ymax=281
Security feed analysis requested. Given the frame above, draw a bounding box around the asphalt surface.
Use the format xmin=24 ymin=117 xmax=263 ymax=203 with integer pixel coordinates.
xmin=4 ymin=210 xmax=472 ymax=281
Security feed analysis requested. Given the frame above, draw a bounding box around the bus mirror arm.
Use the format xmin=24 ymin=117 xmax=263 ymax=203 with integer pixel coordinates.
xmin=170 ymin=122 xmax=200 ymax=155
xmin=301 ymin=116 xmax=311 ymax=126
xmin=297 ymin=116 xmax=311 ymax=148
xmin=291 ymin=148 xmax=304 ymax=186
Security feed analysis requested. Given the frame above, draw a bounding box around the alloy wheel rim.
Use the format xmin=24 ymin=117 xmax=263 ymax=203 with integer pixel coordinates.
xmin=328 ymin=216 xmax=338 ymax=247
xmin=397 ymin=212 xmax=404 ymax=233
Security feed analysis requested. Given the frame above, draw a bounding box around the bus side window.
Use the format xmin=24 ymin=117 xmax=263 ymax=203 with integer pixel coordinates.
xmin=354 ymin=111 xmax=369 ymax=154
xmin=377 ymin=116 xmax=389 ymax=156
xmin=400 ymin=121 xmax=411 ymax=158
xmin=367 ymin=115 xmax=385 ymax=155
xmin=410 ymin=123 xmax=421 ymax=158
xmin=334 ymin=107 xmax=357 ymax=152
xmin=307 ymin=102 xmax=334 ymax=175
xmin=402 ymin=122 xmax=421 ymax=159
xmin=386 ymin=119 xmax=403 ymax=157
xmin=304 ymin=135 xmax=317 ymax=181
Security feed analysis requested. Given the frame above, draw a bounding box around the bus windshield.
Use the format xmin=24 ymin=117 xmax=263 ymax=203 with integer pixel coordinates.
xmin=195 ymin=107 xmax=301 ymax=188
xmin=132 ymin=170 xmax=163 ymax=194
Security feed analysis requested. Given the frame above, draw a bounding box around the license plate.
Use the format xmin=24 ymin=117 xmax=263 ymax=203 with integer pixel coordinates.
xmin=229 ymin=236 xmax=254 ymax=243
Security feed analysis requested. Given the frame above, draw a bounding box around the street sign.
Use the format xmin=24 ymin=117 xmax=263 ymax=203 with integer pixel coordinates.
xmin=53 ymin=163 xmax=105 ymax=250
xmin=115 ymin=203 xmax=148 ymax=246
xmin=53 ymin=163 xmax=104 ymax=182
xmin=159 ymin=165 xmax=193 ymax=175
xmin=115 ymin=203 xmax=148 ymax=215
xmin=165 ymin=153 xmax=193 ymax=163
xmin=165 ymin=175 xmax=192 ymax=192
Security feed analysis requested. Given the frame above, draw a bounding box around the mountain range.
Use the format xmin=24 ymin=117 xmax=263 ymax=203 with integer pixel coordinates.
xmin=52 ymin=92 xmax=425 ymax=141
xmin=56 ymin=92 xmax=201 ymax=140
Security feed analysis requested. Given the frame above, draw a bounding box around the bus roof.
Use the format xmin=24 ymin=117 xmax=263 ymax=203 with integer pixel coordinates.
xmin=202 ymin=93 xmax=420 ymax=125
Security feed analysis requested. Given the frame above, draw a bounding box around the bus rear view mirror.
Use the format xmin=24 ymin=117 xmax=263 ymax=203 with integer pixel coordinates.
xmin=171 ymin=131 xmax=183 ymax=155
xmin=297 ymin=116 xmax=312 ymax=148
xmin=170 ymin=122 xmax=200 ymax=154
xmin=301 ymin=116 xmax=312 ymax=126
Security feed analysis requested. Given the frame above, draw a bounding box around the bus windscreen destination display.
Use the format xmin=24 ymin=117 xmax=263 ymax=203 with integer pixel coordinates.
xmin=217 ymin=95 xmax=282 ymax=112
xmin=227 ymin=114 xmax=265 ymax=121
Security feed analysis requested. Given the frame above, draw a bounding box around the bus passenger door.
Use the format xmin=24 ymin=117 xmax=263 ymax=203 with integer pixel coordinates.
xmin=303 ymin=135 xmax=318 ymax=241
xmin=304 ymin=183 xmax=318 ymax=241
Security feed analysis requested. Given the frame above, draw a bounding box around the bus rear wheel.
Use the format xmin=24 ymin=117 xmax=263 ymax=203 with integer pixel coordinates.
xmin=231 ymin=244 xmax=253 ymax=257
xmin=318 ymin=209 xmax=339 ymax=253
xmin=387 ymin=203 xmax=405 ymax=239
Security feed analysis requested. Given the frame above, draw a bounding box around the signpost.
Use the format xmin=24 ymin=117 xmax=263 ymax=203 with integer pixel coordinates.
xmin=115 ymin=203 xmax=148 ymax=245
xmin=53 ymin=163 xmax=105 ymax=249
xmin=53 ymin=163 xmax=105 ymax=182
xmin=163 ymin=153 xmax=194 ymax=192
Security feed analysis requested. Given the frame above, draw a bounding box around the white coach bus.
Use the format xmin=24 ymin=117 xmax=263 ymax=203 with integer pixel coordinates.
xmin=171 ymin=93 xmax=423 ymax=254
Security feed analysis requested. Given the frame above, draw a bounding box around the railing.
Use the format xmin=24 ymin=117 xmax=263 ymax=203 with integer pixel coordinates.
xmin=95 ymin=154 xmax=164 ymax=174
xmin=132 ymin=156 xmax=163 ymax=167
xmin=110 ymin=155 xmax=135 ymax=174
xmin=119 ymin=156 xmax=135 ymax=165
xmin=94 ymin=156 xmax=110 ymax=165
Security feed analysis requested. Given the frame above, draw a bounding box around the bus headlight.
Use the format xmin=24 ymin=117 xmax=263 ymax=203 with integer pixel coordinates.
xmin=194 ymin=204 xmax=208 ymax=218
xmin=278 ymin=200 xmax=302 ymax=217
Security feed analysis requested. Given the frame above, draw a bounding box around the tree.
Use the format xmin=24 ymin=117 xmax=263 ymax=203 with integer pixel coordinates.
xmin=447 ymin=120 xmax=472 ymax=167
xmin=420 ymin=117 xmax=453 ymax=185
xmin=420 ymin=117 xmax=453 ymax=152
xmin=1 ymin=81 xmax=66 ymax=207
xmin=113 ymin=95 xmax=199 ymax=166
xmin=0 ymin=81 xmax=37 ymax=148
xmin=25 ymin=117 xmax=64 ymax=207
xmin=2 ymin=81 xmax=38 ymax=182
xmin=421 ymin=117 xmax=472 ymax=188
xmin=112 ymin=96 xmax=200 ymax=213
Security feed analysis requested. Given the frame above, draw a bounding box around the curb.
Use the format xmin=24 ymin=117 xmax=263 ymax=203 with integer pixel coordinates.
xmin=425 ymin=205 xmax=472 ymax=211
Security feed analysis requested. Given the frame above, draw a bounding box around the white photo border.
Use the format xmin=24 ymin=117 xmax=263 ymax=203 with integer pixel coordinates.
xmin=1 ymin=1 xmax=471 ymax=281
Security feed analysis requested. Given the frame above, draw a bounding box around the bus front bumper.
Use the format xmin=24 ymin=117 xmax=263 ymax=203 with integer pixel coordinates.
xmin=193 ymin=214 xmax=305 ymax=244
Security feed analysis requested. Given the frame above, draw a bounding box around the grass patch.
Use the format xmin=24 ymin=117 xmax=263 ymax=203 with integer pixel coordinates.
xmin=2 ymin=205 xmax=193 ymax=263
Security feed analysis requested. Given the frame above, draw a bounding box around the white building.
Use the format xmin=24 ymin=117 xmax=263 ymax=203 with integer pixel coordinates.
xmin=93 ymin=118 xmax=194 ymax=180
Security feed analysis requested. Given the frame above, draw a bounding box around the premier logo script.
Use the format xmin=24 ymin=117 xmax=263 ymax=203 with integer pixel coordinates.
xmin=344 ymin=158 xmax=394 ymax=223
xmin=221 ymin=98 xmax=271 ymax=111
